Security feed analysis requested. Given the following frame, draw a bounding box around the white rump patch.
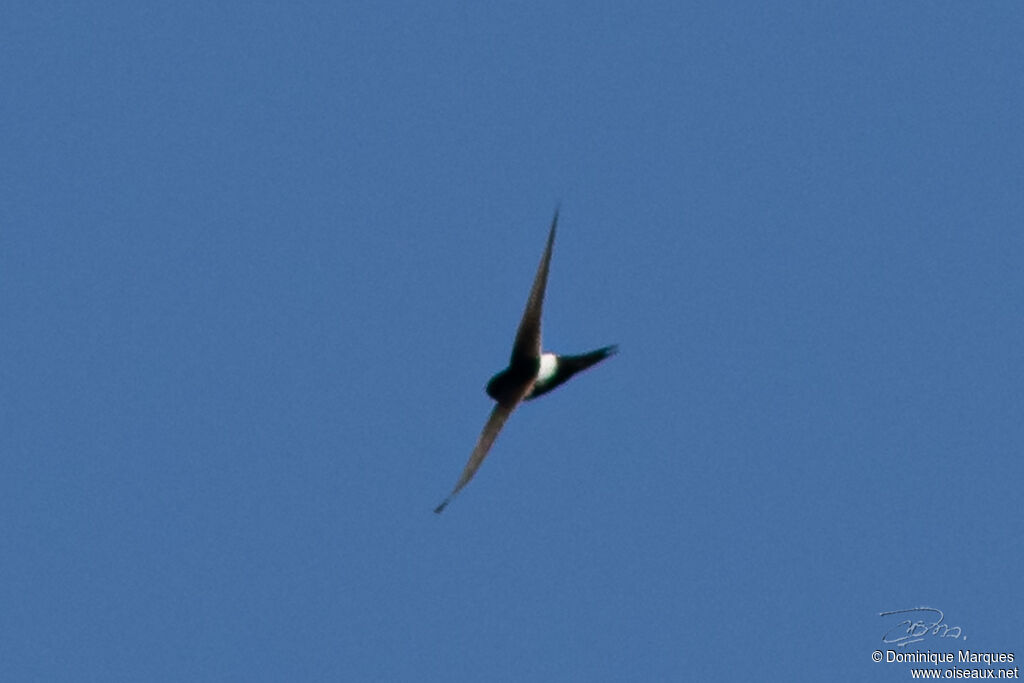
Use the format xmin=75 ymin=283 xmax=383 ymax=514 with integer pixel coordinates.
xmin=537 ymin=353 xmax=558 ymax=383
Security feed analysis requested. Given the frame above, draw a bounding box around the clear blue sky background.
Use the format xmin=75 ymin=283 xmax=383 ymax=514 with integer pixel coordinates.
xmin=2 ymin=3 xmax=1021 ymax=681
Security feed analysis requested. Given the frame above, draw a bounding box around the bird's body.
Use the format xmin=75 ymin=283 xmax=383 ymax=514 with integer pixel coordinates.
xmin=434 ymin=210 xmax=617 ymax=514
xmin=523 ymin=347 xmax=619 ymax=400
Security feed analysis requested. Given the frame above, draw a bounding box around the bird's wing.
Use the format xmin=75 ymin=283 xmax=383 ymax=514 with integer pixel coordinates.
xmin=434 ymin=397 xmax=524 ymax=514
xmin=510 ymin=209 xmax=558 ymax=365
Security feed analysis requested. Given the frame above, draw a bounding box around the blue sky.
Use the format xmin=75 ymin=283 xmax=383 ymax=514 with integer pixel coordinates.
xmin=2 ymin=2 xmax=1022 ymax=681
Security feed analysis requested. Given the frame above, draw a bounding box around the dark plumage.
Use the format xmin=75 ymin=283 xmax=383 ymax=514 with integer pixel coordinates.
xmin=434 ymin=210 xmax=617 ymax=514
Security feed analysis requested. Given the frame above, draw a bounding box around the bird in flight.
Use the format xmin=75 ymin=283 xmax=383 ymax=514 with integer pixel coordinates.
xmin=434 ymin=209 xmax=617 ymax=513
